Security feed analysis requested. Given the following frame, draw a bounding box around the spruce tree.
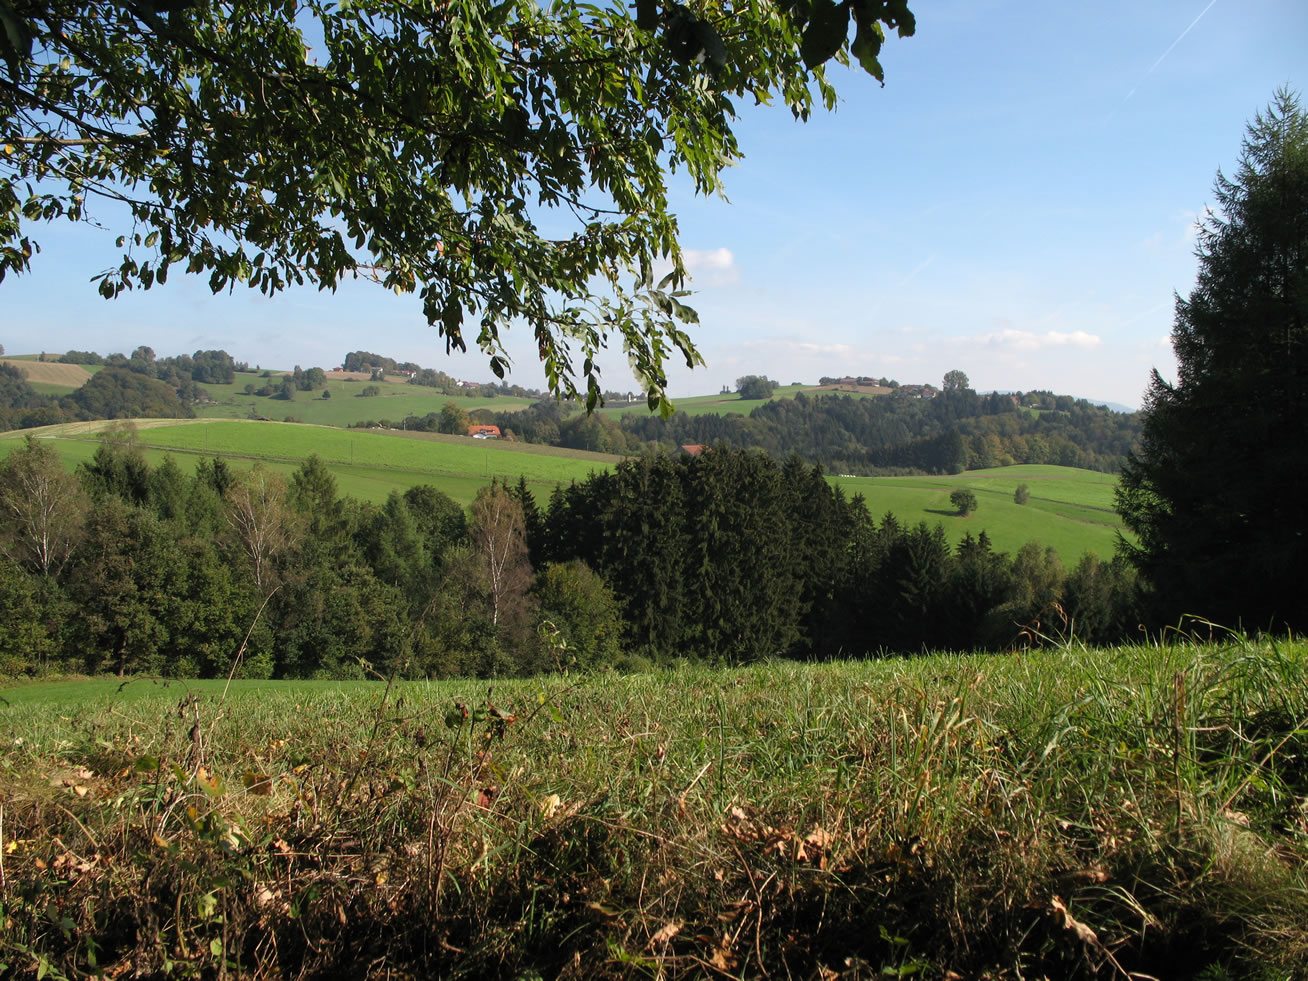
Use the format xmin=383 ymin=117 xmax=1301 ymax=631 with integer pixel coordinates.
xmin=1116 ymin=90 xmax=1308 ymax=630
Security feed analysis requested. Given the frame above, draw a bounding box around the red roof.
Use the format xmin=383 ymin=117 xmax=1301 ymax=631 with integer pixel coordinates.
xmin=468 ymin=424 xmax=501 ymax=437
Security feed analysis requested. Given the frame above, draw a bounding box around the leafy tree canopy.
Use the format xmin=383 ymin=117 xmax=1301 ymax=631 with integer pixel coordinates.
xmin=1116 ymin=89 xmax=1308 ymax=631
xmin=71 ymin=366 xmax=190 ymax=419
xmin=949 ymin=488 xmax=976 ymax=516
xmin=942 ymin=369 xmax=969 ymax=392
xmin=736 ymin=374 xmax=777 ymax=400
xmin=1 ymin=0 xmax=914 ymax=411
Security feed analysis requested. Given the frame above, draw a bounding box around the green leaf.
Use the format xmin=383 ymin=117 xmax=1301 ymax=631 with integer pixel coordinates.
xmin=634 ymin=0 xmax=657 ymax=32
xmin=801 ymin=0 xmax=849 ymax=70
xmin=850 ymin=19 xmax=885 ymax=81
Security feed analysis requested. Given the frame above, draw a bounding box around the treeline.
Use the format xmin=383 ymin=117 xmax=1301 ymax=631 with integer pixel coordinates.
xmin=460 ymin=389 xmax=1141 ymax=474
xmin=57 ymin=346 xmax=242 ymax=385
xmin=0 ymin=436 xmax=624 ymax=679
xmin=0 ymin=347 xmax=247 ymax=430
xmin=0 ymin=363 xmax=193 ymax=430
xmin=530 ymin=451 xmax=1141 ymax=659
xmin=342 ymin=350 xmax=546 ymax=399
xmin=1 ymin=440 xmax=1140 ymax=680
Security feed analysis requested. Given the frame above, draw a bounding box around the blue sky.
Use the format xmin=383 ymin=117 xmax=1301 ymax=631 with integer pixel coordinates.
xmin=3 ymin=0 xmax=1305 ymax=408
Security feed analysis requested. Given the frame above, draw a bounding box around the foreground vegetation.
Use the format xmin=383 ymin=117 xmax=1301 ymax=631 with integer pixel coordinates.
xmin=3 ymin=637 xmax=1306 ymax=978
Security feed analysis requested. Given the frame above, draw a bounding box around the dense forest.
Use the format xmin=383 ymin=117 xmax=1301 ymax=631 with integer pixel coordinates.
xmin=0 ymin=437 xmax=1141 ymax=680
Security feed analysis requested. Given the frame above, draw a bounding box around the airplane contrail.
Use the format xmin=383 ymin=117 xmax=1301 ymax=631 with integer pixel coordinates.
xmin=1147 ymin=0 xmax=1219 ymax=75
xmin=1124 ymin=0 xmax=1218 ymax=102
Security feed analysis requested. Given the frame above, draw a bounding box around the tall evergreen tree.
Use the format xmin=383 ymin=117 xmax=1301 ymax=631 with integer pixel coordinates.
xmin=1116 ymin=90 xmax=1308 ymax=631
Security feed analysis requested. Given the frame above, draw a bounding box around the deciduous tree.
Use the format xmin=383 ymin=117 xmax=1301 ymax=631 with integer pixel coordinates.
xmin=226 ymin=465 xmax=299 ymax=595
xmin=736 ymin=375 xmax=777 ymax=400
xmin=1 ymin=0 xmax=913 ymax=408
xmin=950 ymin=488 xmax=977 ymax=516
xmin=942 ymin=369 xmax=970 ymax=393
xmin=438 ymin=401 xmax=470 ymax=436
xmin=0 ymin=434 xmax=86 ymax=576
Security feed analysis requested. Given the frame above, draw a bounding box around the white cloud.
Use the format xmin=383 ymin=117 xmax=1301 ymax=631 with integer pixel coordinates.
xmin=956 ymin=328 xmax=1103 ymax=352
xmin=737 ymin=338 xmax=854 ymax=358
xmin=683 ymin=247 xmax=739 ymax=285
xmin=650 ymin=246 xmax=739 ymax=289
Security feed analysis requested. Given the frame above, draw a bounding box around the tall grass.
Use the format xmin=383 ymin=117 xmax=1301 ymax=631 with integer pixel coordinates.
xmin=3 ymin=638 xmax=1306 ymax=978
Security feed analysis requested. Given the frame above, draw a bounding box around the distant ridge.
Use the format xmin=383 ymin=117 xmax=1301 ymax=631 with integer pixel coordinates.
xmin=982 ymin=390 xmax=1138 ymax=414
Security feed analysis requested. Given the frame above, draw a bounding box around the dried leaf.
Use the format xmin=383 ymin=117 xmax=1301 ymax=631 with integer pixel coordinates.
xmin=806 ymin=826 xmax=834 ymax=849
xmin=649 ymin=920 xmax=683 ymax=946
xmin=1050 ymin=895 xmax=1099 ymax=945
xmin=242 ymin=771 xmax=273 ymax=795
xmin=711 ymin=943 xmax=737 ymax=970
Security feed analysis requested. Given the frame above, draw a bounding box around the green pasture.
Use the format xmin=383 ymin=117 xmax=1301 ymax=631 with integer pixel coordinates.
xmin=0 ymin=420 xmax=621 ymax=507
xmin=0 ymin=676 xmax=395 ymax=706
xmin=0 ymin=435 xmax=508 ymax=505
xmin=834 ymin=464 xmax=1125 ymax=562
xmin=193 ymin=374 xmax=536 ymax=427
xmin=599 ymin=384 xmax=872 ymax=417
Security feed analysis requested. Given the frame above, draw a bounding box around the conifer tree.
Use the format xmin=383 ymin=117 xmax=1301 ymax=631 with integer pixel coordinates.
xmin=1116 ymin=90 xmax=1308 ymax=631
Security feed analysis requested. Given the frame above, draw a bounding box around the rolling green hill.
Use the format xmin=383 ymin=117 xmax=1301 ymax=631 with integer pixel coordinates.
xmin=835 ymin=464 xmax=1125 ymax=562
xmin=190 ymin=370 xmax=537 ymax=426
xmin=597 ymin=383 xmax=883 ymax=418
xmin=0 ymin=419 xmax=621 ymax=507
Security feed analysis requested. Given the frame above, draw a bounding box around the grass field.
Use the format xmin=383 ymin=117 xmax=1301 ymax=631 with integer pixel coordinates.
xmin=4 ymin=637 xmax=1306 ymax=978
xmin=598 ymin=383 xmax=882 ymax=418
xmin=191 ymin=370 xmax=538 ymax=427
xmin=0 ymin=420 xmax=623 ymax=507
xmin=839 ymin=464 xmax=1125 ymax=561
xmin=0 ymin=358 xmax=95 ymax=390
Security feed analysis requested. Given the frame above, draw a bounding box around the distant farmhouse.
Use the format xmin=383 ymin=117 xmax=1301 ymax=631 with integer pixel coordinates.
xmin=469 ymin=424 xmax=501 ymax=439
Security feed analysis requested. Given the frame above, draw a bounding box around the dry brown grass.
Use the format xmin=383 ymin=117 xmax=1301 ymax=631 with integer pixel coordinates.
xmin=0 ymin=359 xmax=93 ymax=388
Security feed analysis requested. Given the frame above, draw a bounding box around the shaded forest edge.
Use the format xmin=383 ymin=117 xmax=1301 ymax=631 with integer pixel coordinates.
xmin=3 ymin=642 xmax=1307 ymax=978
xmin=0 ymin=436 xmax=1146 ymax=681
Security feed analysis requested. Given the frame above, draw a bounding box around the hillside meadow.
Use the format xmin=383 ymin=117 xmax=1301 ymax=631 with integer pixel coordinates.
xmin=0 ymin=420 xmax=622 ymax=507
xmin=3 ymin=637 xmax=1306 ymax=978
xmin=0 ymin=358 xmax=97 ymax=392
xmin=595 ymin=383 xmax=881 ymax=418
xmin=834 ymin=464 xmax=1124 ymax=562
xmin=189 ymin=370 xmax=539 ymax=426
xmin=0 ymin=420 xmax=1125 ymax=559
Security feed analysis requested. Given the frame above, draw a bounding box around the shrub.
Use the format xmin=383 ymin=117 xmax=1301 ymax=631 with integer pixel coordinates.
xmin=950 ymin=488 xmax=977 ymax=516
